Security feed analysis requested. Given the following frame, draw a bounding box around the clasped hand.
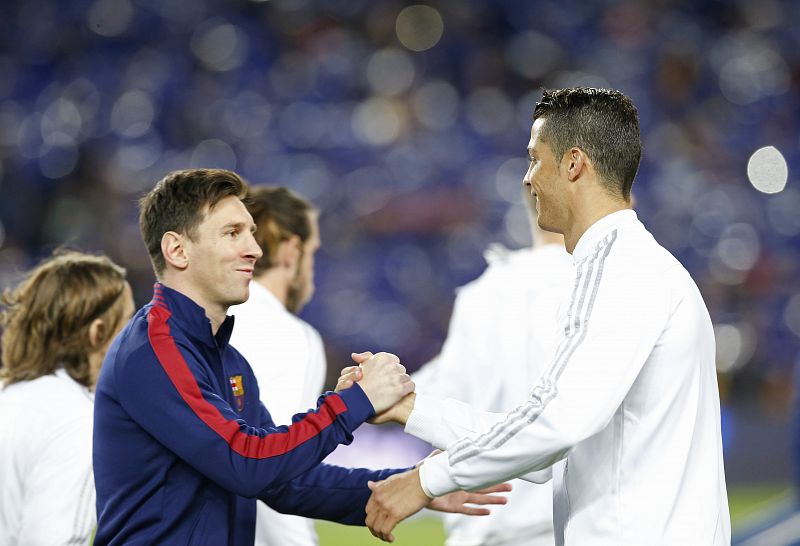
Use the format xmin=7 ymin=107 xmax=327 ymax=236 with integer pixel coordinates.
xmin=334 ymin=351 xmax=414 ymax=415
xmin=364 ymin=466 xmax=511 ymax=542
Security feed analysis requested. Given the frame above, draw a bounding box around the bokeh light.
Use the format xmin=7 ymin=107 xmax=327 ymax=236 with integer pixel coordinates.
xmin=395 ymin=5 xmax=444 ymax=52
xmin=747 ymin=145 xmax=788 ymax=194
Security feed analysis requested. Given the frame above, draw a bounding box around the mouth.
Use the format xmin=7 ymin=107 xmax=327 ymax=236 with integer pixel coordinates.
xmin=236 ymin=268 xmax=254 ymax=279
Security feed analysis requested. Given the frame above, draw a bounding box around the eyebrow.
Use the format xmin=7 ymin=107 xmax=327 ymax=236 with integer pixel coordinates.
xmin=221 ymin=221 xmax=255 ymax=232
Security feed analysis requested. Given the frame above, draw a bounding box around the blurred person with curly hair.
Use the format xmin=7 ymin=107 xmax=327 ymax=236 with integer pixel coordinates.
xmin=0 ymin=250 xmax=134 ymax=546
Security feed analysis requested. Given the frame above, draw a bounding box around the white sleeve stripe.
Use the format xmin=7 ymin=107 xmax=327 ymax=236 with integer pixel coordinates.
xmin=448 ymin=231 xmax=617 ymax=465
xmin=67 ymin=469 xmax=95 ymax=544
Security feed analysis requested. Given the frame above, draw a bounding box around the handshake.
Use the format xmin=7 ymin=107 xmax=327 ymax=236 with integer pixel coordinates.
xmin=334 ymin=352 xmax=510 ymax=543
xmin=334 ymin=351 xmax=415 ymax=424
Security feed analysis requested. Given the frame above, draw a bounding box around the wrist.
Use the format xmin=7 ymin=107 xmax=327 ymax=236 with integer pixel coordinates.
xmin=395 ymin=393 xmax=416 ymax=425
xmin=416 ymin=464 xmax=435 ymax=499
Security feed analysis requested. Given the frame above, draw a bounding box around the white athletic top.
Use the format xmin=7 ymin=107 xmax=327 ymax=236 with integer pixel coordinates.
xmin=0 ymin=369 xmax=96 ymax=546
xmin=409 ymin=210 xmax=730 ymax=546
xmin=414 ymin=243 xmax=572 ymax=546
xmin=229 ymin=281 xmax=326 ymax=546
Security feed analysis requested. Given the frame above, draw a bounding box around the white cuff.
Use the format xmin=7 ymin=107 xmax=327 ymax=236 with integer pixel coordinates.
xmin=418 ymin=452 xmax=460 ymax=497
xmin=416 ymin=462 xmax=435 ymax=499
xmin=404 ymin=393 xmax=445 ymax=447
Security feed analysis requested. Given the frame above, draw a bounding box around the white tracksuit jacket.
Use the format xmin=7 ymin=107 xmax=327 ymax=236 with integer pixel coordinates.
xmin=414 ymin=243 xmax=573 ymax=546
xmin=408 ymin=210 xmax=730 ymax=546
xmin=0 ymin=369 xmax=97 ymax=546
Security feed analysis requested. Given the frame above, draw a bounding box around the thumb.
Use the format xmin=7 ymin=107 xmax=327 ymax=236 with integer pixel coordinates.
xmin=351 ymin=351 xmax=374 ymax=364
xmin=367 ymin=480 xmax=377 ymax=491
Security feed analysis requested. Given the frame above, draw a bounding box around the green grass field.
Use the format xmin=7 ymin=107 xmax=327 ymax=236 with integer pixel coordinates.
xmin=316 ymin=484 xmax=793 ymax=545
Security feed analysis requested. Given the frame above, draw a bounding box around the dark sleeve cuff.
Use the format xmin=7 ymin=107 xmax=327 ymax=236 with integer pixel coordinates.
xmin=332 ymin=383 xmax=375 ymax=430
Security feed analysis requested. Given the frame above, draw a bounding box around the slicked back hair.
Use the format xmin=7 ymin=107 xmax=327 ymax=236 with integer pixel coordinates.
xmin=533 ymin=87 xmax=641 ymax=200
xmin=0 ymin=250 xmax=127 ymax=387
xmin=246 ymin=186 xmax=314 ymax=277
xmin=139 ymin=169 xmax=247 ymax=276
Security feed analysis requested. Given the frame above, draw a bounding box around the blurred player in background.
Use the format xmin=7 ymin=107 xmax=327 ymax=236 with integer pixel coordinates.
xmin=352 ymin=87 xmax=730 ymax=545
xmin=229 ymin=186 xmax=325 ymax=546
xmin=412 ymin=191 xmax=569 ymax=546
xmin=0 ymin=250 xmax=134 ymax=545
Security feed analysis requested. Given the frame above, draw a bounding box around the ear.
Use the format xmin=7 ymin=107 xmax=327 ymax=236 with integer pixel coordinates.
xmin=275 ymin=236 xmax=302 ymax=270
xmin=565 ymin=147 xmax=587 ymax=182
xmin=88 ymin=318 xmax=105 ymax=349
xmin=161 ymin=231 xmax=189 ymax=271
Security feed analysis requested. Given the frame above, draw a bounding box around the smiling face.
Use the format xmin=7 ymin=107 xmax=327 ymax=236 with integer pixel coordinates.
xmin=523 ymin=117 xmax=571 ymax=235
xmin=183 ymin=195 xmax=263 ymax=315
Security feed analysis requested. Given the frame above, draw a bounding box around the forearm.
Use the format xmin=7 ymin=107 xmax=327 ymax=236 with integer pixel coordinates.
xmin=259 ymin=463 xmax=409 ymax=525
xmin=403 ymin=393 xmax=508 ymax=448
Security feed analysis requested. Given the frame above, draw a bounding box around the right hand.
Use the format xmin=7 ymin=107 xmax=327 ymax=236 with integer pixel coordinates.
xmin=350 ymin=351 xmax=414 ymax=415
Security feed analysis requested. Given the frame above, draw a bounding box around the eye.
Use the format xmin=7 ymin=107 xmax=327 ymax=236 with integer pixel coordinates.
xmin=226 ymin=229 xmax=239 ymax=238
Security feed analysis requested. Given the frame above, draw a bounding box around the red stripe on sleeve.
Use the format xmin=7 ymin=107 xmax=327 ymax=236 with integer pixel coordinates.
xmin=146 ymin=305 xmax=348 ymax=459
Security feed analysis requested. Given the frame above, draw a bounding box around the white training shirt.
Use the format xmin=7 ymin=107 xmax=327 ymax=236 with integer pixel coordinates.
xmin=408 ymin=210 xmax=730 ymax=546
xmin=413 ymin=243 xmax=572 ymax=546
xmin=0 ymin=369 xmax=97 ymax=546
xmin=229 ymin=281 xmax=326 ymax=546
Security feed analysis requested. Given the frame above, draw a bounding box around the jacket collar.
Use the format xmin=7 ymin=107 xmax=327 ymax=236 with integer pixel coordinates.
xmin=572 ymin=209 xmax=639 ymax=262
xmin=151 ymin=283 xmax=235 ymax=349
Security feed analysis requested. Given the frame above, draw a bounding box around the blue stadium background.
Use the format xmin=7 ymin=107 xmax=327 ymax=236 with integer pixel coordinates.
xmin=1 ymin=0 xmax=799 ymax=540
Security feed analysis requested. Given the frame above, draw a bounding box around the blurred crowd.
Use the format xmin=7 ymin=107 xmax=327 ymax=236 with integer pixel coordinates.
xmin=0 ymin=0 xmax=798 ymax=463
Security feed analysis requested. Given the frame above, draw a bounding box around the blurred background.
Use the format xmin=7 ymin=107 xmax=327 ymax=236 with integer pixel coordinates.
xmin=0 ymin=0 xmax=798 ymax=542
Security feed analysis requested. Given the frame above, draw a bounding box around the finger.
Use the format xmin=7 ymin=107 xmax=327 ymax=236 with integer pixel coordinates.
xmin=339 ymin=371 xmax=360 ymax=383
xmin=454 ymin=506 xmax=491 ymax=516
xmin=401 ymin=379 xmax=415 ymax=396
xmin=339 ymin=365 xmax=359 ymax=376
xmin=465 ymin=493 xmax=508 ymax=505
xmin=365 ymin=500 xmax=377 ymax=530
xmin=334 ymin=380 xmax=353 ymax=392
xmin=380 ymin=515 xmax=398 ymax=543
xmin=395 ymin=363 xmax=406 ymax=374
xmin=351 ymin=351 xmax=373 ymax=364
xmin=474 ymin=482 xmax=513 ymax=494
xmin=367 ymin=480 xmax=378 ymax=491
xmin=372 ymin=510 xmax=390 ymax=541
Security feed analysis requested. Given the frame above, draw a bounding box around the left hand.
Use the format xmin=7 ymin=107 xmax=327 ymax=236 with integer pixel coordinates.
xmin=428 ymin=482 xmax=511 ymax=515
xmin=365 ymin=467 xmax=511 ymax=542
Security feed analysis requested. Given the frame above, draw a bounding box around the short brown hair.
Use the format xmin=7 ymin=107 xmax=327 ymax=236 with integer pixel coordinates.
xmin=139 ymin=169 xmax=247 ymax=275
xmin=533 ymin=87 xmax=641 ymax=200
xmin=0 ymin=250 xmax=127 ymax=387
xmin=246 ymin=187 xmax=315 ymax=277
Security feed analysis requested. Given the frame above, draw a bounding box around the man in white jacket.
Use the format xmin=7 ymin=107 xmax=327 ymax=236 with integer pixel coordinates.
xmin=229 ymin=186 xmax=325 ymax=546
xmin=349 ymin=87 xmax=730 ymax=545
xmin=413 ymin=196 xmax=570 ymax=546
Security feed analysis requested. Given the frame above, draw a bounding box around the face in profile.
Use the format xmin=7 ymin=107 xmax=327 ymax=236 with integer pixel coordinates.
xmin=183 ymin=195 xmax=263 ymax=312
xmin=523 ymin=118 xmax=569 ymax=235
xmin=286 ymin=212 xmax=320 ymax=314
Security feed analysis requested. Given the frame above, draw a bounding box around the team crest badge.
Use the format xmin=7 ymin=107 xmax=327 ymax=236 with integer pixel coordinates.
xmin=229 ymin=375 xmax=245 ymax=412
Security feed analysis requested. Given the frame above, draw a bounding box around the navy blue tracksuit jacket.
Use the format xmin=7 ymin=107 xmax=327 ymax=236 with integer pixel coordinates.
xmin=93 ymin=284 xmax=403 ymax=545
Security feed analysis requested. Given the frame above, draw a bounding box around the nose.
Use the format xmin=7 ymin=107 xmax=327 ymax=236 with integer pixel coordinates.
xmin=245 ymin=231 xmax=263 ymax=261
xmin=523 ymin=163 xmax=533 ymax=188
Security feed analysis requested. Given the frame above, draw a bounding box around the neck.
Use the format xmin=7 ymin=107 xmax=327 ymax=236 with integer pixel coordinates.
xmin=159 ymin=274 xmax=228 ymax=335
xmin=254 ymin=271 xmax=288 ymax=308
xmin=563 ymin=193 xmax=630 ymax=254
xmin=532 ymin=229 xmax=564 ymax=249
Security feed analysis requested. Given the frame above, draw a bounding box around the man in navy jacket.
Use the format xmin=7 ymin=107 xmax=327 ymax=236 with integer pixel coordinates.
xmin=93 ymin=169 xmax=504 ymax=545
